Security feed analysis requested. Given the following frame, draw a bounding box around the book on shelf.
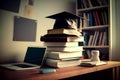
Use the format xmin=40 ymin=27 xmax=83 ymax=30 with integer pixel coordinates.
xmin=46 ymin=51 xmax=83 ymax=60
xmin=96 ymin=0 xmax=103 ymax=6
xmin=101 ymin=31 xmax=106 ymax=46
xmin=77 ymin=0 xmax=101 ymax=9
xmin=82 ymin=10 xmax=108 ymax=27
xmin=88 ymin=34 xmax=93 ymax=46
xmin=82 ymin=0 xmax=88 ymax=8
xmin=77 ymin=0 xmax=108 ymax=9
xmin=47 ymin=28 xmax=81 ymax=37
xmin=84 ymin=33 xmax=90 ymax=46
xmin=95 ymin=11 xmax=101 ymax=25
xmin=89 ymin=11 xmax=94 ymax=26
xmin=93 ymin=31 xmax=99 ymax=46
xmin=40 ymin=35 xmax=84 ymax=42
xmin=87 ymin=0 xmax=93 ymax=7
xmin=91 ymin=31 xmax=97 ymax=46
xmin=86 ymin=30 xmax=108 ymax=46
xmin=83 ymin=13 xmax=89 ymax=27
xmin=47 ymin=46 xmax=83 ymax=52
xmin=77 ymin=0 xmax=84 ymax=9
xmin=46 ymin=58 xmax=81 ymax=68
xmin=98 ymin=31 xmax=103 ymax=45
xmin=44 ymin=42 xmax=83 ymax=47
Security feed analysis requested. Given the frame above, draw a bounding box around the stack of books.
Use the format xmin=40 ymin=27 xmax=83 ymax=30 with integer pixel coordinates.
xmin=40 ymin=28 xmax=84 ymax=68
xmin=40 ymin=11 xmax=84 ymax=68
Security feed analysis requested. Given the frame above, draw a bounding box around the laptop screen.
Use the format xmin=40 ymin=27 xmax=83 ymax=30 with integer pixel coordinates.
xmin=24 ymin=47 xmax=46 ymax=66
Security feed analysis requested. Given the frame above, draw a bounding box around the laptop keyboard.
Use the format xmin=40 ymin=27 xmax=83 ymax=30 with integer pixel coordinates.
xmin=13 ymin=64 xmax=35 ymax=68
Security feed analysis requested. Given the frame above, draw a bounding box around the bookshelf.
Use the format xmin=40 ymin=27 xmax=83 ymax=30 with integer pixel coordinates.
xmin=76 ymin=0 xmax=110 ymax=60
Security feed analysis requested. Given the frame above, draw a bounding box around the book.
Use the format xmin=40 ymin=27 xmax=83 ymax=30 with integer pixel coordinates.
xmin=82 ymin=0 xmax=88 ymax=8
xmin=101 ymin=11 xmax=106 ymax=25
xmin=101 ymin=31 xmax=106 ymax=46
xmin=83 ymin=13 xmax=89 ymax=27
xmin=97 ymin=0 xmax=103 ymax=6
xmin=88 ymin=34 xmax=94 ymax=46
xmin=91 ymin=31 xmax=97 ymax=46
xmin=47 ymin=46 xmax=83 ymax=52
xmin=84 ymin=33 xmax=90 ymax=46
xmin=46 ymin=51 xmax=83 ymax=59
xmin=47 ymin=28 xmax=81 ymax=37
xmin=46 ymin=58 xmax=81 ymax=68
xmin=95 ymin=11 xmax=101 ymax=25
xmin=40 ymin=35 xmax=84 ymax=42
xmin=44 ymin=42 xmax=83 ymax=47
xmin=80 ymin=61 xmax=108 ymax=67
xmin=89 ymin=12 xmax=94 ymax=26
xmin=88 ymin=0 xmax=93 ymax=7
xmin=94 ymin=31 xmax=99 ymax=46
xmin=98 ymin=31 xmax=103 ymax=45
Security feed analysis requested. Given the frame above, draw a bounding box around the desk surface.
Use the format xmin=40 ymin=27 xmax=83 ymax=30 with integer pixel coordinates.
xmin=0 ymin=61 xmax=120 ymax=80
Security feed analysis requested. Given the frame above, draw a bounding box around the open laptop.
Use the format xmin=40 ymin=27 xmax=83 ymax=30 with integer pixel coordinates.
xmin=1 ymin=47 xmax=46 ymax=70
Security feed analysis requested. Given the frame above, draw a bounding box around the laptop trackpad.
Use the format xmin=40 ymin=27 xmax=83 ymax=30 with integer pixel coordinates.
xmin=13 ymin=64 xmax=36 ymax=68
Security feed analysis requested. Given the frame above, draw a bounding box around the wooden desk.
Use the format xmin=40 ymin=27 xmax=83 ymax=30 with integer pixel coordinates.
xmin=0 ymin=61 xmax=120 ymax=80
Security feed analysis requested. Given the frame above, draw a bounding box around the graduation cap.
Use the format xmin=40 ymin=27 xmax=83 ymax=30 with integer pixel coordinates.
xmin=46 ymin=11 xmax=80 ymax=29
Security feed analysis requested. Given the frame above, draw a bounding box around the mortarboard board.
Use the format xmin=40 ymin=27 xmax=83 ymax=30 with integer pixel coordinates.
xmin=46 ymin=11 xmax=80 ymax=19
xmin=46 ymin=11 xmax=80 ymax=29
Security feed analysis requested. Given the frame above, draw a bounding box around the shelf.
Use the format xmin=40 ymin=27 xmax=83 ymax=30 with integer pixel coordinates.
xmin=77 ymin=5 xmax=108 ymax=12
xmin=77 ymin=0 xmax=110 ymax=60
xmin=83 ymin=46 xmax=109 ymax=49
xmin=82 ymin=25 xmax=109 ymax=31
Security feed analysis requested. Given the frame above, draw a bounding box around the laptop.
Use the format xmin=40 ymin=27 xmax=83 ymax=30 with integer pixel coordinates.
xmin=0 ymin=47 xmax=46 ymax=70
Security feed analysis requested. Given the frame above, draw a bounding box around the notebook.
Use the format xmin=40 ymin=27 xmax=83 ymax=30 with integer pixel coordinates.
xmin=80 ymin=61 xmax=108 ymax=67
xmin=0 ymin=47 xmax=46 ymax=70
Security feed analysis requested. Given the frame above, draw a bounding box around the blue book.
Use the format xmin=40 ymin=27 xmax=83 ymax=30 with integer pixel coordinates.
xmin=89 ymin=12 xmax=93 ymax=26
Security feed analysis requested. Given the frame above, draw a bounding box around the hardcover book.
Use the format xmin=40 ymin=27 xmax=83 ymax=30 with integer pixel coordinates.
xmin=80 ymin=61 xmax=107 ymax=67
xmin=47 ymin=46 xmax=83 ymax=52
xmin=47 ymin=28 xmax=81 ymax=37
xmin=44 ymin=42 xmax=83 ymax=46
xmin=40 ymin=35 xmax=84 ymax=42
xmin=46 ymin=51 xmax=83 ymax=59
xmin=46 ymin=58 xmax=81 ymax=68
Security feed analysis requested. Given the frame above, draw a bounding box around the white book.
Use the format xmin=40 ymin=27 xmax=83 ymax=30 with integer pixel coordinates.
xmin=94 ymin=31 xmax=99 ymax=46
xmin=47 ymin=46 xmax=83 ymax=52
xmin=46 ymin=51 xmax=83 ymax=59
xmin=46 ymin=58 xmax=81 ymax=68
xmin=44 ymin=42 xmax=80 ymax=47
xmin=83 ymin=13 xmax=89 ymax=28
xmin=88 ymin=35 xmax=94 ymax=46
xmin=80 ymin=61 xmax=108 ymax=67
xmin=91 ymin=31 xmax=97 ymax=46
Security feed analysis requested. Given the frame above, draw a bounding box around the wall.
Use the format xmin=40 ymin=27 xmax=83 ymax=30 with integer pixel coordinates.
xmin=110 ymin=0 xmax=120 ymax=61
xmin=0 ymin=0 xmax=76 ymax=62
